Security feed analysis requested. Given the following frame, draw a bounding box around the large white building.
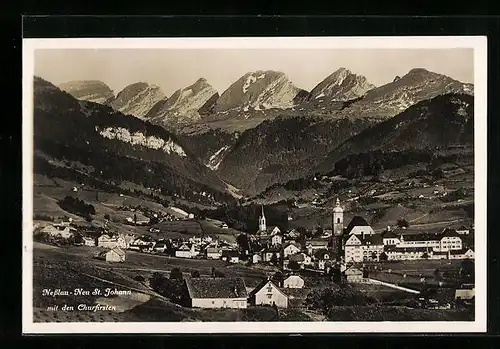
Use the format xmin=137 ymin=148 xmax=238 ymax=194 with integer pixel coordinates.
xmin=341 ymin=213 xmax=469 ymax=263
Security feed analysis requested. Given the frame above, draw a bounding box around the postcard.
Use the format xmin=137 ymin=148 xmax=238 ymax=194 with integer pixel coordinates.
xmin=22 ymin=36 xmax=487 ymax=333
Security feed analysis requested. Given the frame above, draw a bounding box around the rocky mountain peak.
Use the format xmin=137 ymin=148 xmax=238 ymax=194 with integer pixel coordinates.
xmin=310 ymin=68 xmax=375 ymax=102
xmin=145 ymin=78 xmax=219 ymax=127
xmin=106 ymin=82 xmax=166 ymax=119
xmin=58 ymin=80 xmax=115 ymax=104
xmin=214 ymin=70 xmax=307 ymax=112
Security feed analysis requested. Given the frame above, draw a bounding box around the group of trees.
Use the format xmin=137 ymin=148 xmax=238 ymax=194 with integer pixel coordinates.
xmin=58 ymin=195 xmax=95 ymax=221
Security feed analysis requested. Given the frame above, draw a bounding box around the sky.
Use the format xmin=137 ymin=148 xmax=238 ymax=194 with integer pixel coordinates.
xmin=34 ymin=48 xmax=474 ymax=97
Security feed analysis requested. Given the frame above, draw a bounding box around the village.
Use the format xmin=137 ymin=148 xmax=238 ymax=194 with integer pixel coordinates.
xmin=33 ymin=196 xmax=475 ymax=318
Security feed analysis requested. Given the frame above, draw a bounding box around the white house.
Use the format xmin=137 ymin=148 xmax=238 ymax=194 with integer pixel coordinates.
xmin=271 ymin=233 xmax=283 ymax=247
xmin=449 ymin=248 xmax=475 ymax=260
xmin=381 ymin=228 xmax=401 ymax=246
xmin=99 ymin=247 xmax=126 ymax=263
xmin=283 ymin=243 xmax=301 ymax=258
xmin=306 ymin=239 xmax=329 ymax=255
xmin=439 ymin=229 xmax=463 ymax=252
xmin=345 ymin=266 xmax=364 ymax=283
xmin=175 ymin=243 xmax=197 ymax=258
xmin=41 ymin=222 xmax=76 ymax=239
xmin=206 ymin=247 xmax=223 ymax=260
xmin=283 ymin=275 xmax=305 ymax=289
xmin=185 ymin=277 xmax=248 ymax=309
xmin=249 ymin=279 xmax=289 ymax=308
xmin=153 ymin=242 xmax=167 ymax=253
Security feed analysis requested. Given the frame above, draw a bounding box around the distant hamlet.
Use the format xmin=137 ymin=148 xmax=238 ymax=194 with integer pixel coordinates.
xmin=32 ymin=62 xmax=475 ymax=323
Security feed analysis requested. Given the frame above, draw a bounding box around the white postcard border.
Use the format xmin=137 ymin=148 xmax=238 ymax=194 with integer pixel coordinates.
xmin=22 ymin=36 xmax=488 ymax=334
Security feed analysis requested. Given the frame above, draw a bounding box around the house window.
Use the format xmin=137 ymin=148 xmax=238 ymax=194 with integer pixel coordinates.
xmin=267 ymin=294 xmax=272 ymax=299
xmin=337 ymin=218 xmax=341 ymax=224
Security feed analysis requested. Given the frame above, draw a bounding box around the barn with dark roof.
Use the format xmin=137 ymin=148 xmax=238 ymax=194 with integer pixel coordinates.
xmin=184 ymin=277 xmax=248 ymax=309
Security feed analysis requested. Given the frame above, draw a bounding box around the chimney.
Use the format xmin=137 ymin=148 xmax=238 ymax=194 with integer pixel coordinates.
xmin=387 ymin=225 xmax=391 ymax=232
xmin=234 ymin=286 xmax=238 ymax=297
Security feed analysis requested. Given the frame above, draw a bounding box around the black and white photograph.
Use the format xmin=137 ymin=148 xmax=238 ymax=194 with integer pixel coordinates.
xmin=22 ymin=37 xmax=487 ymax=333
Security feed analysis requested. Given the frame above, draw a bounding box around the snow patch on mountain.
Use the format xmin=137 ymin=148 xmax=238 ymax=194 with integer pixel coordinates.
xmin=97 ymin=126 xmax=187 ymax=157
xmin=206 ymin=145 xmax=231 ymax=170
xmin=243 ymin=75 xmax=257 ymax=93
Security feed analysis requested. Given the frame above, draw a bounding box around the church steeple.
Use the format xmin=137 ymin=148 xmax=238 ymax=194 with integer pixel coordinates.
xmin=259 ymin=205 xmax=267 ymax=232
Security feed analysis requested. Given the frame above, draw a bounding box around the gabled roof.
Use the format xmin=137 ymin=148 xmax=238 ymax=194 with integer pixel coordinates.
xmin=283 ymin=242 xmax=301 ymax=250
xmin=345 ymin=216 xmax=371 ymax=234
xmin=441 ymin=228 xmax=461 ymax=238
xmin=344 ymin=234 xmax=362 ymax=245
xmin=284 ymin=274 xmax=304 ymax=282
xmin=248 ymin=279 xmax=288 ymax=298
xmin=185 ymin=277 xmax=248 ymax=299
xmin=381 ymin=229 xmax=399 ymax=239
xmin=111 ymin=247 xmax=126 ymax=256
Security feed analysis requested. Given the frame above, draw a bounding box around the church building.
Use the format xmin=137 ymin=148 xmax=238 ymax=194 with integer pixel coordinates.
xmin=330 ymin=198 xmax=344 ymax=258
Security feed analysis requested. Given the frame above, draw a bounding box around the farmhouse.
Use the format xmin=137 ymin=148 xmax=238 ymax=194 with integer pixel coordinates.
xmin=345 ymin=266 xmax=364 ymax=283
xmin=185 ymin=277 xmax=248 ymax=309
xmin=449 ymin=248 xmax=475 ymax=260
xmin=249 ymin=279 xmax=289 ymax=308
xmin=283 ymin=275 xmax=305 ymax=289
xmin=41 ymin=222 xmax=76 ymax=239
xmin=175 ymin=243 xmax=197 ymax=258
xmin=305 ymin=239 xmax=329 ymax=255
xmin=205 ymin=247 xmax=223 ymax=260
xmin=99 ymin=247 xmax=126 ymax=263
xmin=97 ymin=234 xmax=126 ymax=249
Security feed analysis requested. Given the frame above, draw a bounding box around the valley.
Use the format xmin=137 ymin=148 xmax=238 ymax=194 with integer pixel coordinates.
xmin=31 ymin=62 xmax=476 ymax=323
